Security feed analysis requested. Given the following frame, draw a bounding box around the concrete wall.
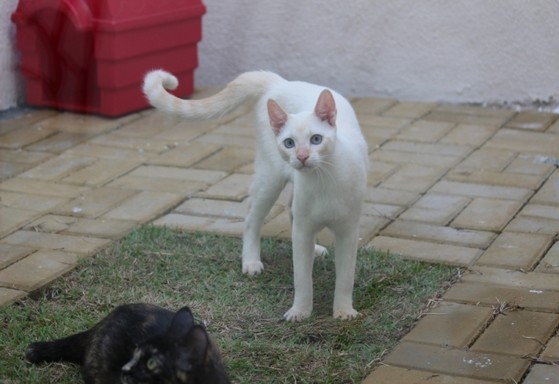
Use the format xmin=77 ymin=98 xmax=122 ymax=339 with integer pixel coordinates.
xmin=0 ymin=0 xmax=20 ymax=111
xmin=1 ymin=0 xmax=559 ymax=111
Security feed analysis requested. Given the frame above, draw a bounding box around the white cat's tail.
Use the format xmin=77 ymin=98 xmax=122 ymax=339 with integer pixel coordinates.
xmin=142 ymin=70 xmax=283 ymax=120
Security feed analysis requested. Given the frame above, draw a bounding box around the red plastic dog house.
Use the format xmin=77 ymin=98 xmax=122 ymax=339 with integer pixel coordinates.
xmin=11 ymin=0 xmax=206 ymax=117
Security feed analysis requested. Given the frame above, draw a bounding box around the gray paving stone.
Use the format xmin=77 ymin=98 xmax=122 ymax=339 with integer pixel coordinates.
xmin=402 ymin=302 xmax=494 ymax=348
xmin=452 ymin=198 xmax=523 ymax=231
xmin=471 ymin=310 xmax=559 ymax=356
xmin=1 ymin=231 xmax=110 ymax=256
xmin=475 ymin=232 xmax=553 ymax=270
xmin=382 ymin=220 xmax=496 ymax=248
xmin=363 ymin=365 xmax=498 ymax=384
xmin=368 ymin=236 xmax=481 ymax=266
xmin=383 ymin=341 xmax=530 ymax=382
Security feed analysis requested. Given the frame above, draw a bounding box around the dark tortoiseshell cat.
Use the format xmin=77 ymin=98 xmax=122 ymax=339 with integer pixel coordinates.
xmin=25 ymin=304 xmax=230 ymax=384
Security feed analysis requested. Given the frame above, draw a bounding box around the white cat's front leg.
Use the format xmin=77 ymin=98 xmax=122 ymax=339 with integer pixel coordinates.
xmin=242 ymin=175 xmax=285 ymax=275
xmin=284 ymin=224 xmax=315 ymax=322
xmin=332 ymin=223 xmax=360 ymax=320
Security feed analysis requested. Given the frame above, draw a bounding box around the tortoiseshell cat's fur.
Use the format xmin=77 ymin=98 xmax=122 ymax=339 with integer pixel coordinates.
xmin=26 ymin=304 xmax=230 ymax=384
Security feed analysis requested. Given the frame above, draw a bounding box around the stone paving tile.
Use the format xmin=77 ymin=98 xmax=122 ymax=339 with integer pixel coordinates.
xmin=398 ymin=193 xmax=470 ymax=225
xmin=352 ymin=97 xmax=398 ymax=115
xmin=430 ymin=180 xmax=532 ymax=201
xmin=379 ymin=164 xmax=447 ymax=193
xmin=61 ymin=158 xmax=144 ymax=187
xmin=381 ymin=140 xmax=472 ymax=158
xmin=0 ymin=244 xmax=35 ymax=269
xmin=127 ymin=165 xmax=228 ymax=185
xmin=35 ymin=112 xmax=132 ymax=135
xmin=54 ymin=187 xmax=137 ymax=218
xmin=196 ymin=173 xmax=252 ymax=201
xmin=362 ymin=202 xmax=404 ymax=219
xmin=382 ymin=341 xmax=529 ymax=382
xmin=549 ymin=118 xmax=559 ymax=134
xmin=363 ymin=365 xmax=498 ymax=384
xmin=261 ymin=210 xmax=291 ymax=238
xmin=0 ymin=287 xmax=26 ymax=307
xmin=523 ymin=364 xmax=559 ymax=384
xmin=463 ymin=266 xmax=559 ymax=291
xmin=471 ymin=310 xmax=559 ymax=357
xmin=0 ymin=148 xmax=52 ymax=165
xmin=382 ymin=220 xmax=496 ymax=249
xmin=486 ymin=129 xmax=559 ymax=155
xmin=63 ymin=143 xmax=152 ymax=161
xmin=370 ymin=148 xmax=461 ymax=167
xmin=475 ymin=232 xmax=553 ymax=270
xmin=367 ymin=161 xmax=400 ymax=186
xmin=23 ymin=214 xmax=136 ymax=239
xmin=424 ymin=111 xmax=510 ymax=127
xmin=505 ymin=110 xmax=557 ymax=131
xmin=394 ymin=120 xmax=455 ymax=142
xmin=454 ymin=147 xmax=516 ymax=172
xmin=505 ymin=216 xmax=559 ymax=236
xmin=194 ymin=132 xmax=256 ymax=149
xmin=368 ymin=236 xmax=481 ymax=266
xmin=381 ymin=101 xmax=438 ymax=119
xmin=520 ymin=203 xmax=559 ymax=221
xmin=113 ymin=111 xmax=183 ymax=138
xmin=151 ymin=120 xmax=217 ymax=143
xmin=147 ymin=142 xmax=221 ymax=168
xmin=108 ymin=175 xmax=208 ymax=196
xmin=103 ymin=191 xmax=184 ymax=223
xmin=0 ymin=178 xmax=89 ymax=198
xmin=1 ymin=231 xmax=110 ymax=256
xmin=0 ymin=249 xmax=78 ymax=291
xmin=90 ymin=132 xmax=175 ymax=153
xmin=505 ymin=153 xmax=556 ymax=176
xmin=540 ymin=336 xmax=559 ymax=362
xmin=175 ymin=198 xmax=252 ymax=219
xmin=402 ymin=302 xmax=494 ymax=348
xmin=445 ymin=169 xmax=545 ymax=189
xmin=0 ymin=161 xmax=32 ymax=180
xmin=0 ymin=125 xmax=56 ymax=149
xmin=152 ymin=213 xmax=215 ymax=232
xmin=0 ymin=191 xmax=68 ymax=212
xmin=443 ymin=282 xmax=559 ymax=312
xmin=536 ymin=242 xmax=559 ymax=274
xmin=0 ymin=109 xmax=57 ymax=132
xmin=440 ymin=124 xmax=499 ymax=147
xmin=0 ymin=206 xmax=41 ymax=238
xmin=531 ymin=171 xmax=559 ymax=205
xmin=364 ymin=187 xmax=419 ymax=206
xmin=434 ymin=104 xmax=516 ymax=119
xmin=451 ymin=198 xmax=523 ymax=231
xmin=192 ymin=146 xmax=255 ymax=172
xmin=25 ymin=131 xmax=90 ymax=154
xmin=18 ymin=155 xmax=97 ymax=181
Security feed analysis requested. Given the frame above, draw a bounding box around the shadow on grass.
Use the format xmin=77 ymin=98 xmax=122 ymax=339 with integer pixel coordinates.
xmin=0 ymin=225 xmax=458 ymax=384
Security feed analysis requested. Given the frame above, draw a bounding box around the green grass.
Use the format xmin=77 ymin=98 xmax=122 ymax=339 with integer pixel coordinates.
xmin=0 ymin=226 xmax=458 ymax=383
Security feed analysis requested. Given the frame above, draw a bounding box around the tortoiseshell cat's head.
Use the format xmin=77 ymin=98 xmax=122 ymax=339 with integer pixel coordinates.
xmin=120 ymin=308 xmax=228 ymax=384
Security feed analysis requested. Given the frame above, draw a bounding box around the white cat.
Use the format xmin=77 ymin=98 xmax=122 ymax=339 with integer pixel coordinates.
xmin=143 ymin=70 xmax=368 ymax=321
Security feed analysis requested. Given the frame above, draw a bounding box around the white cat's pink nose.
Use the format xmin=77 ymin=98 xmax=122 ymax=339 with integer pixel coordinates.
xmin=297 ymin=153 xmax=309 ymax=164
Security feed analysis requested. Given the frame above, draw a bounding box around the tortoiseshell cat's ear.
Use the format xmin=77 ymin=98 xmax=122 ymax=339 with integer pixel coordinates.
xmin=168 ymin=307 xmax=195 ymax=338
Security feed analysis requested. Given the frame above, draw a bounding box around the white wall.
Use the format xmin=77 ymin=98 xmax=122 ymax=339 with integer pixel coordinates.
xmin=1 ymin=0 xmax=559 ymax=111
xmin=0 ymin=0 xmax=20 ymax=111
xmin=196 ymin=0 xmax=559 ymax=103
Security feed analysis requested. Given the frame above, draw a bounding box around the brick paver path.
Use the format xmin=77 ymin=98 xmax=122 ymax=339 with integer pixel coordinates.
xmin=2 ymin=94 xmax=559 ymax=383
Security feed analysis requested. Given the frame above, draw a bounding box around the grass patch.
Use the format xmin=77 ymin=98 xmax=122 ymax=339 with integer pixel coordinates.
xmin=0 ymin=226 xmax=457 ymax=383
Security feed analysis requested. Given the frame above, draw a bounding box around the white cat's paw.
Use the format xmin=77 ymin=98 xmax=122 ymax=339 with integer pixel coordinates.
xmin=283 ymin=306 xmax=312 ymax=322
xmin=242 ymin=261 xmax=264 ymax=276
xmin=313 ymin=244 xmax=328 ymax=258
xmin=333 ymin=307 xmax=360 ymax=320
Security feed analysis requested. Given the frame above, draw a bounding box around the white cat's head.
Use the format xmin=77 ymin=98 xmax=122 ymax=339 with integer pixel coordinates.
xmin=268 ymin=90 xmax=337 ymax=171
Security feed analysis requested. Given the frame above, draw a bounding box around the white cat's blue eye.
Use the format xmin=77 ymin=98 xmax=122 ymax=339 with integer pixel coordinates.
xmin=310 ymin=134 xmax=323 ymax=145
xmin=283 ymin=138 xmax=295 ymax=148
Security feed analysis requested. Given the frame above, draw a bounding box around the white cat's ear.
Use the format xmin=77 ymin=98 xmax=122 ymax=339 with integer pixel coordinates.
xmin=314 ymin=90 xmax=337 ymax=127
xmin=267 ymin=99 xmax=288 ymax=135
